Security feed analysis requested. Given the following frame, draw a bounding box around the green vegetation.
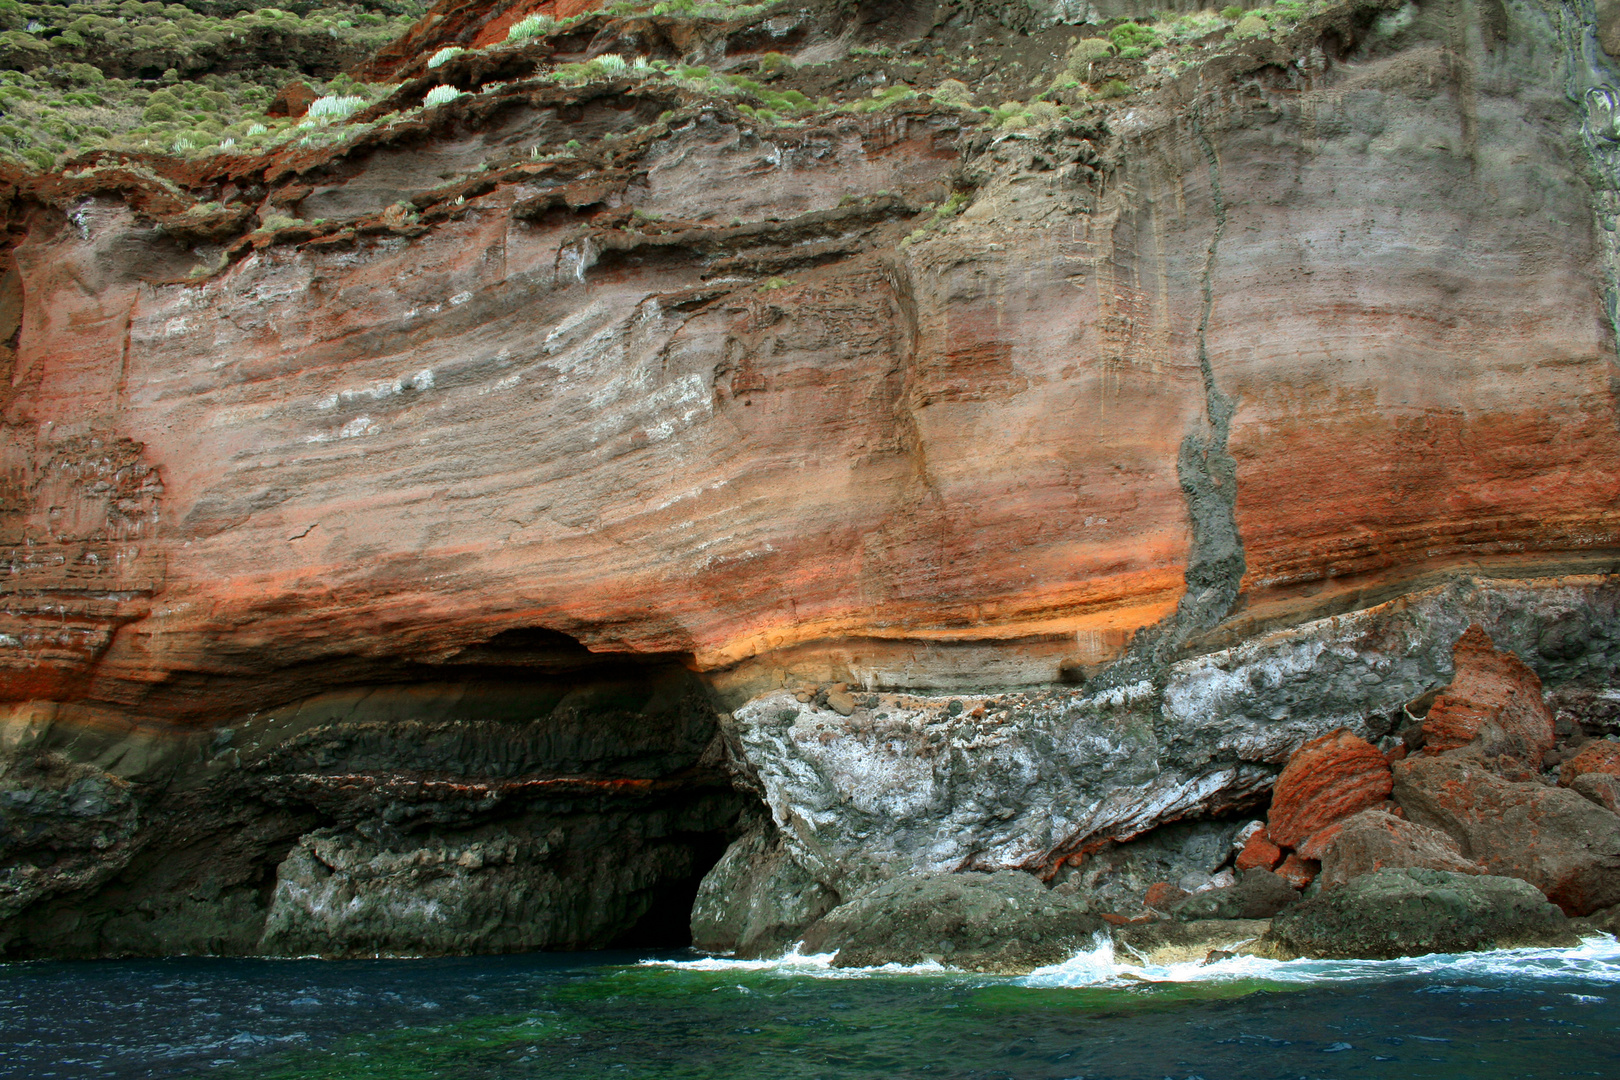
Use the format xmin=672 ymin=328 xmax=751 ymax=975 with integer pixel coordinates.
xmin=422 ymin=84 xmax=460 ymax=108
xmin=0 ymin=0 xmax=422 ymax=168
xmin=427 ymin=46 xmax=463 ymax=69
xmin=1066 ymin=37 xmax=1115 ymax=72
xmin=1108 ymin=21 xmax=1161 ymax=60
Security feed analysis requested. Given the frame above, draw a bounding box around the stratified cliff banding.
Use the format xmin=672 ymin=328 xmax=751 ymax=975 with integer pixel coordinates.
xmin=1 ymin=0 xmax=1619 ymax=957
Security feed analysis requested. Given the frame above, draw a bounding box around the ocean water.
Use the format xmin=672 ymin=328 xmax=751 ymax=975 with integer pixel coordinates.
xmin=3 ymin=936 xmax=1620 ymax=1079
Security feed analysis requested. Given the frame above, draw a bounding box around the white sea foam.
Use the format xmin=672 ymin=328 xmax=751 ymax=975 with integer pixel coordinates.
xmin=639 ymin=944 xmax=948 ymax=978
xmin=641 ymin=934 xmax=1620 ymax=987
xmin=1022 ymin=933 xmax=1620 ymax=988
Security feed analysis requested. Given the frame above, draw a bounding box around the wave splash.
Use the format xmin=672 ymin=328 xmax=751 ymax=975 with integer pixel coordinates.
xmin=1022 ymin=932 xmax=1620 ymax=988
xmin=647 ymin=935 xmax=1620 ymax=988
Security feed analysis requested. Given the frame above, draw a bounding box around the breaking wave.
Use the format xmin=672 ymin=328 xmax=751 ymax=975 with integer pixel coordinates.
xmin=648 ymin=934 xmax=1620 ymax=989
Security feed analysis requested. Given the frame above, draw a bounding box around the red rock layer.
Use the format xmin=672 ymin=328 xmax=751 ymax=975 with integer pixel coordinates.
xmin=1422 ymin=625 xmax=1555 ymax=766
xmin=1267 ymin=730 xmax=1393 ymax=849
xmin=0 ymin=5 xmax=1614 ymax=726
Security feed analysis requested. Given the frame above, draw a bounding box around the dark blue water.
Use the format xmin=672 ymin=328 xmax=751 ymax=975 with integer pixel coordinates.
xmin=3 ymin=939 xmax=1619 ymax=1079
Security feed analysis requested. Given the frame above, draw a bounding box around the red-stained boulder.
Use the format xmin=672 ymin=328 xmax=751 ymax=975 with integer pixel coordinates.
xmin=265 ymin=81 xmax=318 ymax=118
xmin=1235 ymin=829 xmax=1283 ymax=872
xmin=1393 ymin=751 xmax=1620 ymax=915
xmin=1276 ymin=854 xmax=1319 ymax=890
xmin=1143 ymin=882 xmax=1189 ymax=912
xmin=1560 ymin=741 xmax=1620 ymax=786
xmin=1571 ymin=773 xmax=1620 ymax=815
xmin=1316 ymin=809 xmax=1484 ymax=890
xmin=1422 ymin=625 xmax=1555 ymax=767
xmin=1267 ymin=730 xmax=1393 ymax=848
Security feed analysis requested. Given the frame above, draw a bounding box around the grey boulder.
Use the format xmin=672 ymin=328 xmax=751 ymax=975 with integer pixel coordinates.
xmin=1266 ymin=867 xmax=1577 ymax=959
xmin=798 ymin=870 xmax=1103 ymax=972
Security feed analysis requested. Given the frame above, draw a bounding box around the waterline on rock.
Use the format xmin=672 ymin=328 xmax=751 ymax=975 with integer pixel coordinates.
xmin=641 ymin=934 xmax=1620 ymax=989
xmin=1026 ymin=934 xmax=1620 ymax=988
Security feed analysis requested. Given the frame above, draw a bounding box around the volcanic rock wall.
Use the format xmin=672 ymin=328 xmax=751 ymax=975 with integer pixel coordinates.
xmin=1 ymin=0 xmax=1619 ymax=956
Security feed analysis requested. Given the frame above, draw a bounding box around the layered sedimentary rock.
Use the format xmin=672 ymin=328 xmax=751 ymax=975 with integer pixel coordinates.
xmin=2 ymin=0 xmax=1620 ymax=956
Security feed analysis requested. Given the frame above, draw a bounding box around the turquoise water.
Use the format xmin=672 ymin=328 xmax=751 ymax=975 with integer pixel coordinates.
xmin=3 ymin=937 xmax=1620 ymax=1079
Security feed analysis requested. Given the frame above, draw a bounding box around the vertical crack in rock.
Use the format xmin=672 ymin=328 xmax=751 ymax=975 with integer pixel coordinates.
xmin=1561 ymin=0 xmax=1620 ymax=358
xmin=1082 ymin=108 xmax=1246 ymax=697
xmin=1172 ymin=111 xmax=1246 ymax=643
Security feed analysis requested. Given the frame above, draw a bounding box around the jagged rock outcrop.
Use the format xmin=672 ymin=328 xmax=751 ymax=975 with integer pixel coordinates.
xmin=1421 ymin=625 xmax=1556 ymax=766
xmin=2 ymin=0 xmax=1620 ymax=958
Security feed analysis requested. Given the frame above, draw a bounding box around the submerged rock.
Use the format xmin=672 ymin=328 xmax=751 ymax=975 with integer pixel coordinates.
xmin=1266 ymin=868 xmax=1577 ymax=960
xmin=1111 ymin=919 xmax=1273 ymax=967
xmin=797 ymin=871 xmax=1103 ymax=972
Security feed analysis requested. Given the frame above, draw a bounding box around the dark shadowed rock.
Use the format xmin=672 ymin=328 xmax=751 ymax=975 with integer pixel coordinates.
xmin=1266 ymin=868 xmax=1577 ymax=959
xmin=264 ymin=81 xmax=317 ymax=118
xmin=1171 ymin=868 xmax=1300 ymax=920
xmin=1317 ymin=809 xmax=1483 ymax=889
xmin=1275 ymin=853 xmax=1319 ymax=890
xmin=690 ymin=819 xmax=838 ymax=958
xmin=798 ymin=871 xmax=1103 ymax=972
xmin=1394 ymin=752 xmax=1620 ymax=915
xmin=1063 ymin=819 xmax=1244 ymax=916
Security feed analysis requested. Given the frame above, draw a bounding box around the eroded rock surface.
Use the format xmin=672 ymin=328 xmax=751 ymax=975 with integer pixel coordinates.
xmin=1421 ymin=625 xmax=1556 ymax=767
xmin=1266 ymin=730 xmax=1392 ymax=849
xmin=1316 ymin=809 xmax=1484 ymax=890
xmin=797 ymin=870 xmax=1103 ymax=971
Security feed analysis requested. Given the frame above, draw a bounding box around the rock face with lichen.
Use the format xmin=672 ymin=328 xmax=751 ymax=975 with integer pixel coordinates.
xmin=2 ymin=0 xmax=1620 ymax=959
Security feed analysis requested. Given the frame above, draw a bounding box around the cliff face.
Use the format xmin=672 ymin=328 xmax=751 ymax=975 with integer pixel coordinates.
xmin=1 ymin=0 xmax=1619 ymax=956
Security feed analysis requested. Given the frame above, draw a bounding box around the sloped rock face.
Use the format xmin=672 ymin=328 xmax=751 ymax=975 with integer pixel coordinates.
xmin=723 ymin=581 xmax=1620 ymax=899
xmin=689 ymin=815 xmax=839 ymax=958
xmin=4 ymin=0 xmax=1620 ymax=957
